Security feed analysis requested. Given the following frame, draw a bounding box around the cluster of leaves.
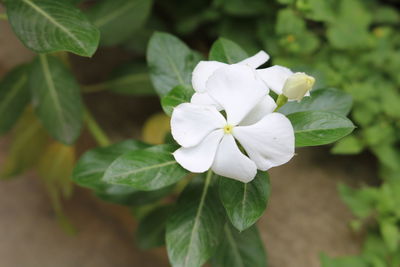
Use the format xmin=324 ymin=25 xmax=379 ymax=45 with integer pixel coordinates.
xmin=73 ymin=33 xmax=354 ymax=266
xmin=0 ymin=0 xmax=392 ymax=265
xmin=321 ymin=181 xmax=400 ymax=267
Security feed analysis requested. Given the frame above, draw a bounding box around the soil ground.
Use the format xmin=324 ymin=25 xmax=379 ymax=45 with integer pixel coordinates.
xmin=0 ymin=15 xmax=376 ymax=267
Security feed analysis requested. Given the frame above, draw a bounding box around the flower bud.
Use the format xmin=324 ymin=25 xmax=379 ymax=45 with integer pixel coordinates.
xmin=282 ymin=72 xmax=315 ymax=101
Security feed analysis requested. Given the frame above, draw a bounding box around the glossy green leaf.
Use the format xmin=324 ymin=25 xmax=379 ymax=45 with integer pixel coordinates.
xmin=72 ymin=140 xmax=149 ymax=191
xmin=161 ymin=85 xmax=194 ymax=116
xmin=87 ymin=0 xmax=152 ymax=46
xmin=0 ymin=65 xmax=30 ymax=135
xmin=147 ymin=32 xmax=201 ymax=96
xmin=30 ymin=55 xmax=83 ymax=145
xmin=5 ymin=0 xmax=99 ymax=57
xmin=280 ymin=88 xmax=353 ymax=116
xmin=209 ymin=37 xmax=248 ymax=63
xmin=166 ymin=176 xmax=225 ymax=267
xmin=103 ymin=145 xmax=187 ymax=191
xmin=211 ymin=224 xmax=267 ymax=267
xmin=136 ymin=205 xmax=171 ymax=249
xmin=219 ymin=171 xmax=270 ymax=231
xmin=95 ymin=184 xmax=173 ymax=206
xmin=288 ymin=111 xmax=355 ymax=147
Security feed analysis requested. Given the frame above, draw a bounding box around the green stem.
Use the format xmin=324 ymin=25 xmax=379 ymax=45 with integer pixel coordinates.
xmin=274 ymin=94 xmax=288 ymax=112
xmin=84 ymin=108 xmax=111 ymax=147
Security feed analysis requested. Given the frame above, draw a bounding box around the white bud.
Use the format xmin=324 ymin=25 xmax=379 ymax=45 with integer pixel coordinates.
xmin=282 ymin=72 xmax=315 ymax=101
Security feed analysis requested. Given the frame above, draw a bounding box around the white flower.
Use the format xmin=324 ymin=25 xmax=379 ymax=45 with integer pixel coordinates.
xmin=282 ymin=72 xmax=315 ymax=101
xmin=171 ymin=64 xmax=295 ymax=183
xmin=191 ymin=50 xmax=314 ymax=106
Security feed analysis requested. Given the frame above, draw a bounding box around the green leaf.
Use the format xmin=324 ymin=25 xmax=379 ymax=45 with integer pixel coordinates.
xmin=166 ymin=174 xmax=225 ymax=267
xmin=379 ymin=218 xmax=400 ymax=252
xmin=216 ymin=0 xmax=267 ymax=16
xmin=107 ymin=63 xmax=155 ymax=95
xmin=30 ymin=55 xmax=83 ymax=145
xmin=87 ymin=0 xmax=152 ymax=46
xmin=161 ymin=85 xmax=194 ymax=116
xmin=320 ymin=253 xmax=367 ymax=267
xmin=288 ymin=111 xmax=355 ymax=147
xmin=95 ymin=184 xmax=173 ymax=206
xmin=331 ymin=135 xmax=364 ymax=155
xmin=219 ymin=171 xmax=270 ymax=231
xmin=211 ymin=224 xmax=267 ymax=267
xmin=136 ymin=205 xmax=171 ymax=249
xmin=209 ymin=37 xmax=248 ymax=63
xmin=280 ymin=88 xmax=353 ymax=116
xmin=0 ymin=65 xmax=30 ymax=135
xmin=5 ymin=0 xmax=99 ymax=57
xmin=103 ymin=145 xmax=187 ymax=191
xmin=72 ymin=140 xmax=149 ymax=191
xmin=147 ymin=32 xmax=201 ymax=96
xmin=276 ymin=8 xmax=306 ymax=35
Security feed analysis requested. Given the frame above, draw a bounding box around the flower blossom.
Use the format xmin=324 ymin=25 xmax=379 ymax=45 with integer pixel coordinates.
xmin=191 ymin=50 xmax=314 ymax=107
xmin=171 ymin=64 xmax=295 ymax=183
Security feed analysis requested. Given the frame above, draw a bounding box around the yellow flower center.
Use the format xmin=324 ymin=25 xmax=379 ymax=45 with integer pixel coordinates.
xmin=223 ymin=124 xmax=234 ymax=134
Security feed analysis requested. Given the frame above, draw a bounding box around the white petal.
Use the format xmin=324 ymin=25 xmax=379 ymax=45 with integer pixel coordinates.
xmin=256 ymin=65 xmax=293 ymax=95
xmin=240 ymin=95 xmax=277 ymax=126
xmin=171 ymin=103 xmax=226 ymax=147
xmin=212 ymin=134 xmax=257 ymax=183
xmin=233 ymin=113 xmax=295 ymax=171
xmin=238 ymin=51 xmax=270 ymax=68
xmin=206 ymin=64 xmax=268 ymax=125
xmin=192 ymin=61 xmax=227 ymax=93
xmin=191 ymin=92 xmax=223 ymax=110
xmin=173 ymin=130 xmax=224 ymax=173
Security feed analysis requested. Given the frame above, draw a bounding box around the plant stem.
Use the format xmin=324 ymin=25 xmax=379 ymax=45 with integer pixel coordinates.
xmin=203 ymin=169 xmax=213 ymax=196
xmin=0 ymin=13 xmax=7 ymax=20
xmin=84 ymin=108 xmax=111 ymax=147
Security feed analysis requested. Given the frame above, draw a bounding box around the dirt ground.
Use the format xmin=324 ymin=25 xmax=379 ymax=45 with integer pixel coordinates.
xmin=0 ymin=15 xmax=375 ymax=267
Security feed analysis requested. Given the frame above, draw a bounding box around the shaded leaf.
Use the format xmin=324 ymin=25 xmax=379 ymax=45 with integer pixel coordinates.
xmin=87 ymin=0 xmax=153 ymax=46
xmin=6 ymin=0 xmax=99 ymax=57
xmin=30 ymin=54 xmax=83 ymax=145
xmin=136 ymin=205 xmax=172 ymax=249
xmin=72 ymin=140 xmax=149 ymax=191
xmin=211 ymin=224 xmax=267 ymax=267
xmin=219 ymin=172 xmax=270 ymax=231
xmin=147 ymin=32 xmax=201 ymax=96
xmin=0 ymin=65 xmax=30 ymax=135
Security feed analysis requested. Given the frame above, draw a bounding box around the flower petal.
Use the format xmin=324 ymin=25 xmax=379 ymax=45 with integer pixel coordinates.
xmin=173 ymin=129 xmax=224 ymax=173
xmin=256 ymin=65 xmax=293 ymax=95
xmin=206 ymin=64 xmax=268 ymax=125
xmin=192 ymin=61 xmax=227 ymax=93
xmin=238 ymin=51 xmax=270 ymax=68
xmin=212 ymin=134 xmax=257 ymax=183
xmin=171 ymin=103 xmax=226 ymax=147
xmin=191 ymin=92 xmax=223 ymax=110
xmin=233 ymin=113 xmax=295 ymax=171
xmin=240 ymin=95 xmax=277 ymax=126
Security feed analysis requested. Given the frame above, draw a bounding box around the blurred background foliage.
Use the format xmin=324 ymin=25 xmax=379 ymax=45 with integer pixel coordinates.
xmin=1 ymin=0 xmax=400 ymax=265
